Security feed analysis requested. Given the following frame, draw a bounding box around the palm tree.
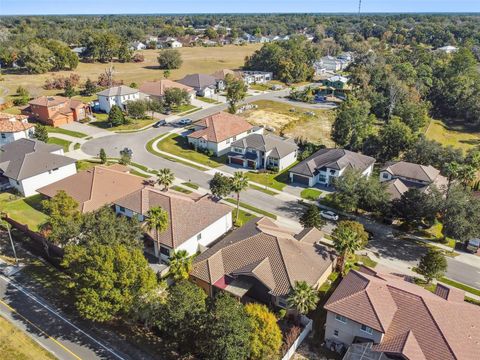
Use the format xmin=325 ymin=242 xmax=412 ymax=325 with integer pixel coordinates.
xmin=230 ymin=171 xmax=249 ymax=223
xmin=168 ymin=250 xmax=193 ymax=281
xmin=157 ymin=168 xmax=175 ymax=191
xmin=0 ymin=213 xmax=17 ymax=265
xmin=332 ymin=220 xmax=369 ymax=274
xmin=288 ymin=281 xmax=319 ymax=316
xmin=144 ymin=207 xmax=169 ymax=258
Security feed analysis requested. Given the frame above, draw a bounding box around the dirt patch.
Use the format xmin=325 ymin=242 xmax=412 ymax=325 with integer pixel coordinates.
xmin=242 ymin=110 xmax=296 ymax=132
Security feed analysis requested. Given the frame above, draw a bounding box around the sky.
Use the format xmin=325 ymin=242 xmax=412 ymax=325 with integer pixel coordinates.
xmin=1 ymin=0 xmax=480 ymax=15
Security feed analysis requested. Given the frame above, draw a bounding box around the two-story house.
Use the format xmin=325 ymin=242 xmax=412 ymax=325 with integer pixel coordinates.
xmin=0 ymin=113 xmax=35 ymax=146
xmin=240 ymin=71 xmax=273 ymax=85
xmin=23 ymin=96 xmax=90 ymax=127
xmin=289 ymin=148 xmax=375 ymax=187
xmin=228 ymin=133 xmax=298 ymax=171
xmin=187 ymin=112 xmax=261 ymax=156
xmin=97 ymin=85 xmax=140 ymax=113
xmin=114 ymin=187 xmax=233 ymax=262
xmin=324 ymin=267 xmax=480 ymax=360
xmin=380 ymin=161 xmax=448 ymax=200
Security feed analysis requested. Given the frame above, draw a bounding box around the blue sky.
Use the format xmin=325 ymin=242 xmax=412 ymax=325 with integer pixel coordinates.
xmin=1 ymin=0 xmax=479 ymax=15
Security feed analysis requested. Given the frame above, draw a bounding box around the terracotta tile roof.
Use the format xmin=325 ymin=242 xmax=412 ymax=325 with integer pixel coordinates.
xmin=0 ymin=113 xmax=34 ymax=133
xmin=114 ymin=187 xmax=232 ymax=248
xmin=188 ymin=112 xmax=253 ymax=143
xmin=325 ymin=268 xmax=480 ymax=360
xmin=37 ymin=165 xmax=146 ymax=213
xmin=191 ymin=217 xmax=335 ymax=297
xmin=139 ymin=80 xmax=195 ymax=97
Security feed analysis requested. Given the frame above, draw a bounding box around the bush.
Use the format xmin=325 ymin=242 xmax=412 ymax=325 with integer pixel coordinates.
xmin=157 ymin=49 xmax=183 ymax=69
xmin=132 ymin=53 xmax=145 ymax=62
xmin=44 ymin=73 xmax=80 ymax=90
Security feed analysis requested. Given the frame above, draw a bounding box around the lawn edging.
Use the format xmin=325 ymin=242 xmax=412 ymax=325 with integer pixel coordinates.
xmin=223 ymin=198 xmax=277 ymax=220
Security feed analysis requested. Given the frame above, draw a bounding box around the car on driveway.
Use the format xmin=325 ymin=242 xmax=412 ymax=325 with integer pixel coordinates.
xmin=178 ymin=118 xmax=192 ymax=126
xmin=320 ymin=210 xmax=339 ymax=221
xmin=153 ymin=120 xmax=166 ymax=127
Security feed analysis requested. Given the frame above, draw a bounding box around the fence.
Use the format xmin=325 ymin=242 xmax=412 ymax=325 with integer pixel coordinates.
xmin=281 ymin=315 xmax=313 ymax=360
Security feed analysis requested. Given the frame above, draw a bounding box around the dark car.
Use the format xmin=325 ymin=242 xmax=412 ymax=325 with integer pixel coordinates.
xmin=153 ymin=120 xmax=166 ymax=127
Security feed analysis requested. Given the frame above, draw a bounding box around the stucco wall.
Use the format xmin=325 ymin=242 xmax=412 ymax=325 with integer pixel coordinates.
xmin=324 ymin=311 xmax=383 ymax=346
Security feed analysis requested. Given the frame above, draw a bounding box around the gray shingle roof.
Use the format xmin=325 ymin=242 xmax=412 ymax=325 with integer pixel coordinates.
xmin=231 ymin=133 xmax=298 ymax=158
xmin=0 ymin=139 xmax=75 ymax=180
xmin=289 ymin=148 xmax=375 ymax=177
xmin=97 ymin=85 xmax=139 ymax=97
xmin=177 ymin=73 xmax=217 ymax=89
xmin=381 ymin=161 xmax=441 ymax=183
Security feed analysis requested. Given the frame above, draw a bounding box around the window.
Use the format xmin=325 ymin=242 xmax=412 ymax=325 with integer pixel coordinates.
xmin=1 ymin=133 xmax=5 ymax=139
xmin=382 ymin=173 xmax=389 ymax=179
xmin=226 ymin=138 xmax=231 ymax=144
xmin=278 ymin=298 xmax=288 ymax=308
xmin=335 ymin=314 xmax=347 ymax=323
xmin=119 ymin=206 xmax=125 ymax=212
xmin=233 ymin=136 xmax=237 ymax=141
xmin=197 ymin=233 xmax=202 ymax=240
xmin=160 ymin=247 xmax=170 ymax=256
xmin=334 ymin=330 xmax=339 ymax=337
xmin=360 ymin=324 xmax=373 ymax=334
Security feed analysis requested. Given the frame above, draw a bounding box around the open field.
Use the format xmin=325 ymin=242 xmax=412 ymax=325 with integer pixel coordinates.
xmin=0 ymin=315 xmax=57 ymax=360
xmin=0 ymin=44 xmax=262 ymax=97
xmin=238 ymin=100 xmax=336 ymax=146
xmin=425 ymin=119 xmax=480 ymax=152
xmin=0 ymin=193 xmax=47 ymax=231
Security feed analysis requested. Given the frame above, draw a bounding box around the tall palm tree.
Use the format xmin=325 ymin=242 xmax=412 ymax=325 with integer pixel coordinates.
xmin=168 ymin=250 xmax=193 ymax=281
xmin=157 ymin=168 xmax=175 ymax=191
xmin=0 ymin=213 xmax=17 ymax=265
xmin=332 ymin=220 xmax=368 ymax=273
xmin=288 ymin=281 xmax=319 ymax=316
xmin=144 ymin=207 xmax=169 ymax=258
xmin=230 ymin=171 xmax=249 ymax=223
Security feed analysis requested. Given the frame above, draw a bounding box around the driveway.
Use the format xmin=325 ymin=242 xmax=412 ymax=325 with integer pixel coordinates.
xmin=60 ymin=122 xmax=111 ymax=138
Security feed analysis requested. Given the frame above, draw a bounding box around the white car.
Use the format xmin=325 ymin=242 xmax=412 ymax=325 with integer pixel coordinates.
xmin=320 ymin=210 xmax=339 ymax=221
xmin=178 ymin=118 xmax=192 ymax=125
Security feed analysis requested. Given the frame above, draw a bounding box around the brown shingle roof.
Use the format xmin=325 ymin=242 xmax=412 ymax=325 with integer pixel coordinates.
xmin=191 ymin=217 xmax=334 ymax=296
xmin=37 ymin=165 xmax=146 ymax=213
xmin=0 ymin=113 xmax=34 ymax=133
xmin=382 ymin=161 xmax=441 ymax=183
xmin=29 ymin=96 xmax=69 ymax=107
xmin=325 ymin=268 xmax=480 ymax=360
xmin=114 ymin=187 xmax=232 ymax=248
xmin=139 ymin=80 xmax=194 ymax=97
xmin=188 ymin=112 xmax=253 ymax=143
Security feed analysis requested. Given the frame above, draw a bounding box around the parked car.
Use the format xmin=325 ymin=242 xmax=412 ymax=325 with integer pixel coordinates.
xmin=320 ymin=210 xmax=339 ymax=221
xmin=466 ymin=238 xmax=480 ymax=253
xmin=179 ymin=118 xmax=192 ymax=125
xmin=153 ymin=120 xmax=166 ymax=127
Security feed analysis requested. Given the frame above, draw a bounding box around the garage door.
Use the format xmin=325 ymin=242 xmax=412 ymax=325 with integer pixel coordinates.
xmin=291 ymin=174 xmax=311 ymax=185
xmin=230 ymin=157 xmax=244 ymax=166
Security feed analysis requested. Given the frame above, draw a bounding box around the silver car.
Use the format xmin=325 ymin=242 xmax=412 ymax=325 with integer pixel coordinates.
xmin=320 ymin=210 xmax=339 ymax=221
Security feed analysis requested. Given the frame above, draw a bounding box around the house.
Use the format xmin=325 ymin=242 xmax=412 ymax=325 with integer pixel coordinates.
xmin=139 ymin=80 xmax=196 ymax=101
xmin=0 ymin=139 xmax=76 ymax=196
xmin=158 ymin=37 xmax=182 ymax=48
xmin=187 ymin=112 xmax=261 ymax=156
xmin=380 ymin=161 xmax=448 ymax=200
xmin=0 ymin=113 xmax=35 ymax=146
xmin=96 ymin=85 xmax=140 ymax=113
xmin=202 ymin=39 xmax=218 ymax=47
xmin=228 ymin=133 xmax=298 ymax=171
xmin=71 ymin=47 xmax=85 ymax=56
xmin=170 ymin=40 xmax=183 ymax=48
xmin=240 ymin=71 xmax=273 ymax=85
xmin=37 ymin=164 xmax=146 ymax=213
xmin=318 ymin=56 xmax=342 ymax=72
xmin=322 ymin=75 xmax=349 ymax=89
xmin=114 ymin=187 xmax=232 ymax=261
xmin=130 ymin=41 xmax=146 ymax=51
xmin=324 ymin=267 xmax=480 ymax=360
xmin=211 ymin=69 xmax=241 ymax=82
xmin=23 ymin=96 xmax=90 ymax=127
xmin=289 ymin=148 xmax=375 ymax=187
xmin=191 ymin=217 xmax=335 ymax=308
xmin=178 ymin=74 xmax=224 ymax=97
xmin=437 ymin=45 xmax=458 ymax=54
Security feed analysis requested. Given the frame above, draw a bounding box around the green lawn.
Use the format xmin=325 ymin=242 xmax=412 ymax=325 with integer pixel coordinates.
xmin=300 ymin=188 xmax=323 ymax=201
xmin=0 ymin=193 xmax=48 ymax=231
xmin=73 ymin=143 xmax=81 ymax=150
xmin=89 ymin=114 xmax=156 ymax=131
xmin=129 ymin=169 xmax=150 ymax=178
xmin=171 ymin=185 xmax=193 ymax=194
xmin=196 ymin=96 xmax=221 ymax=104
xmin=172 ymin=104 xmax=198 ymax=114
xmin=182 ymin=182 xmax=199 ymax=190
xmin=46 ymin=126 xmax=87 ymax=138
xmin=76 ymin=159 xmax=102 ymax=171
xmin=425 ymin=119 xmax=480 ymax=152
xmin=249 ymin=83 xmax=271 ymax=91
xmin=0 ymin=315 xmax=57 ymax=360
xmin=156 ymin=134 xmax=226 ymax=168
xmin=224 ymin=198 xmax=277 ymax=219
xmin=232 ymin=208 xmax=255 ymax=227
xmin=244 ymin=163 xmax=296 ymax=191
xmin=47 ymin=137 xmax=71 ymax=152
xmin=249 ymin=184 xmax=277 ymax=196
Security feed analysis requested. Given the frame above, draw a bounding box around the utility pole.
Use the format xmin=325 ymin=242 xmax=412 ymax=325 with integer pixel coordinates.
xmin=358 ymin=0 xmax=362 ymax=15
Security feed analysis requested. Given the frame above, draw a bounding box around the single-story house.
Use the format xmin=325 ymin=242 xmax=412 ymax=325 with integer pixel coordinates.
xmin=139 ymin=80 xmax=196 ymax=101
xmin=228 ymin=133 xmax=298 ymax=171
xmin=187 ymin=112 xmax=261 ymax=156
xmin=38 ymin=164 xmax=146 ymax=213
xmin=0 ymin=139 xmax=77 ymax=196
xmin=130 ymin=41 xmax=146 ymax=51
xmin=157 ymin=37 xmax=182 ymax=48
xmin=23 ymin=96 xmax=90 ymax=127
xmin=289 ymin=148 xmax=375 ymax=187
xmin=97 ymin=85 xmax=141 ymax=113
xmin=191 ymin=217 xmax=335 ymax=308
xmin=114 ymin=187 xmax=232 ymax=261
xmin=240 ymin=71 xmax=273 ymax=85
xmin=324 ymin=267 xmax=480 ymax=360
xmin=380 ymin=161 xmax=448 ymax=200
xmin=177 ymin=74 xmax=225 ymax=97
xmin=0 ymin=113 xmax=35 ymax=146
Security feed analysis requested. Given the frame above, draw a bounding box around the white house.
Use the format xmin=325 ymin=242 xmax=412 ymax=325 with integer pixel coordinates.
xmin=187 ymin=112 xmax=262 ymax=156
xmin=289 ymin=148 xmax=375 ymax=187
xmin=0 ymin=139 xmax=77 ymax=196
xmin=241 ymin=71 xmax=273 ymax=85
xmin=96 ymin=85 xmax=140 ymax=113
xmin=0 ymin=113 xmax=35 ymax=146
xmin=170 ymin=40 xmax=183 ymax=48
xmin=437 ymin=45 xmax=458 ymax=54
xmin=130 ymin=41 xmax=146 ymax=50
xmin=228 ymin=133 xmax=298 ymax=171
xmin=114 ymin=187 xmax=233 ymax=262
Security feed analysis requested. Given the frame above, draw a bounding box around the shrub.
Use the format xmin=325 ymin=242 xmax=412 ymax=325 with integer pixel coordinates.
xmin=132 ymin=53 xmax=145 ymax=62
xmin=157 ymin=49 xmax=183 ymax=69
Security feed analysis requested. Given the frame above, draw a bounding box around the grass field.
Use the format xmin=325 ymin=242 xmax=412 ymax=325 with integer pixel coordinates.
xmin=238 ymin=100 xmax=336 ymax=146
xmin=46 ymin=126 xmax=87 ymax=138
xmin=425 ymin=119 xmax=480 ymax=152
xmin=0 ymin=315 xmax=57 ymax=360
xmin=244 ymin=163 xmax=297 ymax=191
xmin=0 ymin=45 xmax=262 ymax=97
xmin=47 ymin=137 xmax=71 ymax=152
xmin=300 ymin=188 xmax=323 ymax=201
xmin=232 ymin=208 xmax=255 ymax=227
xmin=0 ymin=193 xmax=47 ymax=231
